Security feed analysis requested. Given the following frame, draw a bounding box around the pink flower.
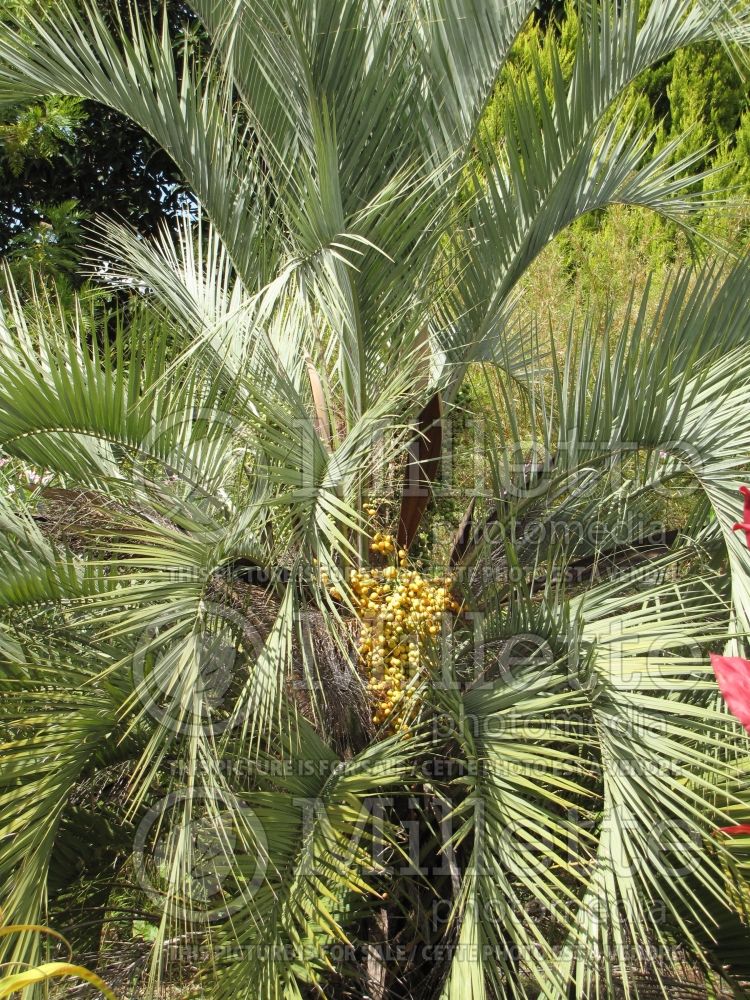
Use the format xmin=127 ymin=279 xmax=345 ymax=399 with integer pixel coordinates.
xmin=732 ymin=485 xmax=750 ymax=547
xmin=24 ymin=469 xmax=52 ymax=487
xmin=710 ymin=653 xmax=750 ymax=733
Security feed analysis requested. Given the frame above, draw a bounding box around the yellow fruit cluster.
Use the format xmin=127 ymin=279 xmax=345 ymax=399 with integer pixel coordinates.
xmin=320 ymin=571 xmax=342 ymax=601
xmin=369 ymin=531 xmax=398 ymax=559
xmin=348 ymin=536 xmax=459 ymax=733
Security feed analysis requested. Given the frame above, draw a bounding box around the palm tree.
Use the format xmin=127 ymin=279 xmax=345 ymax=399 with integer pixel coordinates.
xmin=1 ymin=1 xmax=750 ymax=997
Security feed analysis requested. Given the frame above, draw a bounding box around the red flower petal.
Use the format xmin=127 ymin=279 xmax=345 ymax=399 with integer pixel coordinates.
xmin=710 ymin=654 xmax=750 ymax=734
xmin=717 ymin=825 xmax=750 ymax=836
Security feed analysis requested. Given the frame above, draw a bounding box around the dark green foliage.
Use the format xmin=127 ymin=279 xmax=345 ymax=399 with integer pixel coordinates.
xmin=0 ymin=101 xmax=192 ymax=273
xmin=0 ymin=0 xmax=200 ymax=283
